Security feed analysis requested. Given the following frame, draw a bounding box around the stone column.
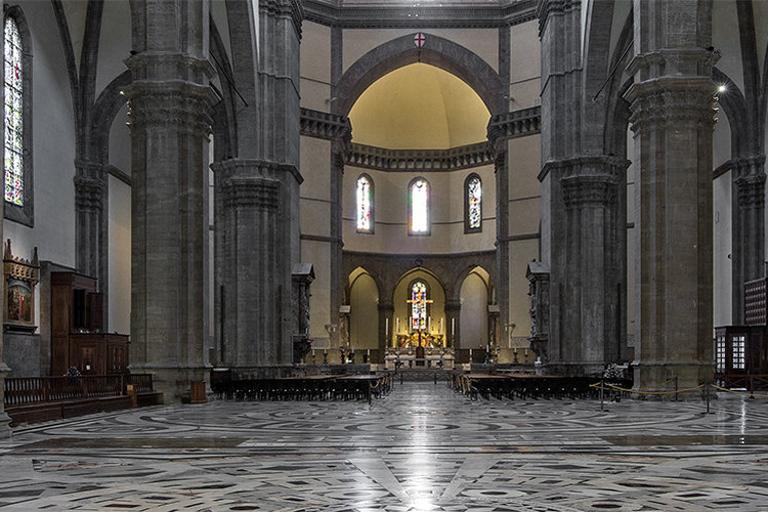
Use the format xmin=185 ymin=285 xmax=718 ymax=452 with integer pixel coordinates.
xmin=624 ymin=0 xmax=718 ymax=393
xmin=732 ymin=156 xmax=766 ymax=321
xmin=554 ymin=156 xmax=628 ymax=376
xmin=445 ymin=300 xmax=461 ymax=349
xmin=124 ymin=0 xmax=215 ymax=400
xmin=378 ymin=300 xmax=394 ymax=355
xmin=214 ymin=160 xmax=299 ymax=370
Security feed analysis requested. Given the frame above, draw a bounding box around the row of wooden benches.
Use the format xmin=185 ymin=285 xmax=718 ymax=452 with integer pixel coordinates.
xmin=211 ymin=374 xmax=394 ymax=403
xmin=452 ymin=374 xmax=632 ymax=401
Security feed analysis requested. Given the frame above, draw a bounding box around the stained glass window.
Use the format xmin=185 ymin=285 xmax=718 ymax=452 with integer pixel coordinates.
xmin=4 ymin=16 xmax=23 ymax=206
xmin=410 ymin=178 xmax=429 ymax=234
xmin=356 ymin=175 xmax=372 ymax=232
xmin=467 ymin=175 xmax=481 ymax=231
xmin=411 ymin=281 xmax=428 ymax=331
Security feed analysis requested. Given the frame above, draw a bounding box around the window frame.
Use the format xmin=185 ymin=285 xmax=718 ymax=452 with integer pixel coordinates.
xmin=408 ymin=176 xmax=430 ymax=236
xmin=464 ymin=173 xmax=482 ymax=233
xmin=355 ymin=173 xmax=374 ymax=234
xmin=3 ymin=5 xmax=33 ymax=227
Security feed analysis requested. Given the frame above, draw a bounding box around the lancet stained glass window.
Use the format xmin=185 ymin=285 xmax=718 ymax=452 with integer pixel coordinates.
xmin=410 ymin=178 xmax=429 ymax=234
xmin=411 ymin=281 xmax=428 ymax=331
xmin=4 ymin=16 xmax=23 ymax=206
xmin=467 ymin=175 xmax=482 ymax=231
xmin=356 ymin=175 xmax=372 ymax=232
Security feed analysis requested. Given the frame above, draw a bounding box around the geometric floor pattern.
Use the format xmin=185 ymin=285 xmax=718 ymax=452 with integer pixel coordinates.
xmin=2 ymin=381 xmax=768 ymax=511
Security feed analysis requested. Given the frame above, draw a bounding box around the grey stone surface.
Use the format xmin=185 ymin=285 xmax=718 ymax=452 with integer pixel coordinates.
xmin=2 ymin=333 xmax=41 ymax=378
xmin=625 ymin=0 xmax=718 ymax=391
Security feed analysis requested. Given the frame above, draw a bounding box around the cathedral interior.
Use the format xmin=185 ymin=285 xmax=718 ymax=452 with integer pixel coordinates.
xmin=1 ymin=0 xmax=768 ymax=509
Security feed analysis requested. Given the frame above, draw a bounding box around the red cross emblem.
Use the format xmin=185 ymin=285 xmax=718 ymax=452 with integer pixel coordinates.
xmin=414 ymin=32 xmax=426 ymax=48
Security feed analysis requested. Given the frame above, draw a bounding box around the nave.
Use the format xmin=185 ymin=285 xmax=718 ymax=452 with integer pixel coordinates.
xmin=1 ymin=382 xmax=768 ymax=511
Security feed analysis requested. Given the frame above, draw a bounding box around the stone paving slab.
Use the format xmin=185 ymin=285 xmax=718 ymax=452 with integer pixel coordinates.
xmin=1 ymin=382 xmax=768 ymax=511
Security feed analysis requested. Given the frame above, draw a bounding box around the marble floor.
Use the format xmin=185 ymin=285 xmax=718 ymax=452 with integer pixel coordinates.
xmin=1 ymin=381 xmax=768 ymax=511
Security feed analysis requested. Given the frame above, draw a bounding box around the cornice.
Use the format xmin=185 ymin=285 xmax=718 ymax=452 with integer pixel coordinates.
xmin=300 ymin=107 xmax=351 ymax=140
xmin=346 ymin=141 xmax=495 ymax=172
xmin=301 ymin=0 xmax=537 ymax=28
xmin=487 ymin=106 xmax=541 ymax=142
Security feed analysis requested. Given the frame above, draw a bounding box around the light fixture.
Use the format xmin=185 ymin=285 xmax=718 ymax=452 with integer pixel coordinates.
xmin=717 ymin=84 xmax=727 ymax=94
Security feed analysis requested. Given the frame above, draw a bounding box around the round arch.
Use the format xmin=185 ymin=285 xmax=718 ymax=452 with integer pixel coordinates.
xmin=334 ymin=33 xmax=506 ymax=117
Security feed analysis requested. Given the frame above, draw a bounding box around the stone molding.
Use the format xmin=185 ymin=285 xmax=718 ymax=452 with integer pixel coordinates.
xmin=124 ymin=52 xmax=215 ymax=83
xmin=537 ymin=0 xmax=579 ymax=37
xmin=732 ymin=155 xmax=766 ymax=179
xmin=211 ymin=158 xmax=303 ymax=186
xmin=260 ymin=0 xmax=304 ymax=37
xmin=302 ymin=0 xmax=536 ymax=28
xmin=221 ymin=177 xmax=281 ymax=211
xmin=627 ymin=48 xmax=718 ymax=82
xmin=125 ymin=82 xmax=215 ymax=135
xmin=346 ymin=142 xmax=495 ymax=172
xmin=300 ymin=108 xmax=351 ymax=140
xmin=625 ymin=78 xmax=718 ymax=132
xmin=74 ymin=175 xmax=105 ymax=212
xmin=538 ymin=155 xmax=629 ymax=184
xmin=487 ymin=106 xmax=541 ymax=142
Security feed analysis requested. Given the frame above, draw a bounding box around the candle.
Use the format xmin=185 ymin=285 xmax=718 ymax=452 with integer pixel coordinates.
xmin=428 ymin=317 xmax=432 ymax=332
xmin=385 ymin=317 xmax=389 ymax=337
xmin=396 ymin=317 xmax=400 ymax=333
xmin=451 ymin=318 xmax=455 ymax=336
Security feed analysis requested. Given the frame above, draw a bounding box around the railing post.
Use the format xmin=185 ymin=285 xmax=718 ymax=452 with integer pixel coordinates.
xmin=750 ymin=375 xmax=755 ymax=399
xmin=600 ymin=377 xmax=605 ymax=412
xmin=674 ymin=376 xmax=679 ymax=401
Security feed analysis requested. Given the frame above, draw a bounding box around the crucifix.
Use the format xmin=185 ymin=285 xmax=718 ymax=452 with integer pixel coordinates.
xmin=406 ymin=290 xmax=433 ymax=347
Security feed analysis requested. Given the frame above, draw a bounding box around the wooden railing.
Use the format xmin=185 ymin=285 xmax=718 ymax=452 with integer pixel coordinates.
xmin=126 ymin=373 xmax=154 ymax=393
xmin=4 ymin=375 xmax=125 ymax=407
xmin=715 ymin=373 xmax=768 ymax=392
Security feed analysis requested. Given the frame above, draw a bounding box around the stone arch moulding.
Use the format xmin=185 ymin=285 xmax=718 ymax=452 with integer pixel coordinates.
xmin=334 ymin=33 xmax=506 ymax=117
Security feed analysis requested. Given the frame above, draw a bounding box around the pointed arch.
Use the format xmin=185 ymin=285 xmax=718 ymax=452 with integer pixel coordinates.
xmin=334 ymin=33 xmax=505 ymax=117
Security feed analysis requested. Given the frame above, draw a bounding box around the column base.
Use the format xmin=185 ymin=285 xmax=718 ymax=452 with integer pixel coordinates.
xmin=0 ymin=365 xmax=11 ymax=437
xmin=129 ymin=365 xmax=210 ymax=404
xmin=547 ymin=361 xmax=608 ymax=378
xmin=635 ymin=361 xmax=713 ymax=400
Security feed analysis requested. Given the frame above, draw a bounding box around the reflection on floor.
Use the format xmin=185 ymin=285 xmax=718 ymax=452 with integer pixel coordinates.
xmin=2 ymin=381 xmax=768 ymax=511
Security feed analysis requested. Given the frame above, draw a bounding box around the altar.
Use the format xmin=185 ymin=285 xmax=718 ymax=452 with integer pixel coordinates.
xmin=385 ymin=347 xmax=455 ymax=370
xmin=395 ymin=331 xmax=445 ymax=348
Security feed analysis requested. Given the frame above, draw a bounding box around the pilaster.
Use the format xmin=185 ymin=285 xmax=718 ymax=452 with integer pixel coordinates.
xmin=625 ymin=33 xmax=718 ymax=393
xmin=732 ymin=156 xmax=766 ymax=322
xmin=74 ymin=161 xmax=107 ymax=328
xmin=444 ymin=300 xmax=462 ymax=348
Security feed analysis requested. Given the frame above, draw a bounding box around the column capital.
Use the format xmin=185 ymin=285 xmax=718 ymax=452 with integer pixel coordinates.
xmin=124 ymin=83 xmax=215 ymax=135
xmin=735 ymin=173 xmax=766 ymax=209
xmin=74 ymin=175 xmax=105 ymax=212
xmin=561 ymin=174 xmax=618 ymax=209
xmin=732 ymin=155 xmax=766 ymax=179
xmin=625 ymin=77 xmax=718 ymax=132
xmin=444 ymin=300 xmax=462 ymax=312
xmin=221 ymin=176 xmax=280 ymax=211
